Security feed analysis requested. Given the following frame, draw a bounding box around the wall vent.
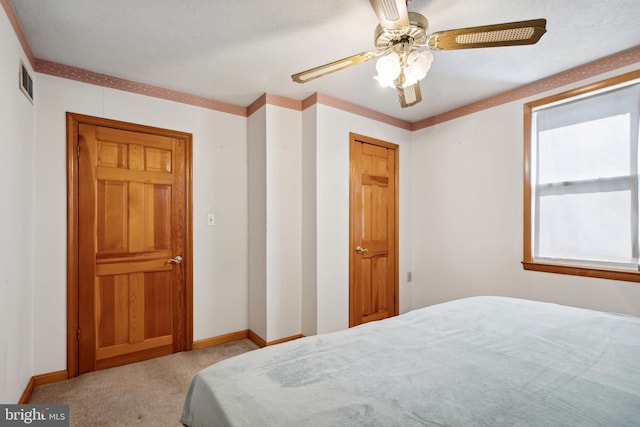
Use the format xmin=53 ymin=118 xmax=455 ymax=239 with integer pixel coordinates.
xmin=19 ymin=60 xmax=34 ymax=104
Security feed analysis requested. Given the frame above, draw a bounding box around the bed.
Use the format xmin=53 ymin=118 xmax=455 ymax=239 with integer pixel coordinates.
xmin=180 ymin=296 xmax=640 ymax=426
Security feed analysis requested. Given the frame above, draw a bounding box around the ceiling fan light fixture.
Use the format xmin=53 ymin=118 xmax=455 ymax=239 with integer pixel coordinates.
xmin=292 ymin=3 xmax=547 ymax=109
xmin=403 ymin=50 xmax=433 ymax=86
xmin=374 ymin=52 xmax=401 ymax=87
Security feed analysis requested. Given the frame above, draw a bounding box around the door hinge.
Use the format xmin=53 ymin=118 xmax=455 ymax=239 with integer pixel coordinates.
xmin=77 ymin=328 xmax=80 ymax=341
xmin=76 ymin=144 xmax=80 ymax=156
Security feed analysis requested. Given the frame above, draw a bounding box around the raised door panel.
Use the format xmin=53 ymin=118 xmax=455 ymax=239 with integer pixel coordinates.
xmin=97 ymin=274 xmax=130 ymax=348
xmin=144 ymin=271 xmax=173 ymax=339
xmin=146 ymin=184 xmax=171 ymax=251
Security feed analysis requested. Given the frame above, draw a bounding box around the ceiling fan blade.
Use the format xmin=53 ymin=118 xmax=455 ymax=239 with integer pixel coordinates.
xmin=369 ymin=0 xmax=410 ymax=31
xmin=427 ymin=18 xmax=547 ymax=50
xmin=292 ymin=51 xmax=378 ymax=83
xmin=397 ymin=82 xmax=422 ymax=108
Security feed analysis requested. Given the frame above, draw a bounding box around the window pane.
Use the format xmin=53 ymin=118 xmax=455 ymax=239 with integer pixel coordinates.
xmin=538 ymin=114 xmax=631 ymax=184
xmin=537 ymin=190 xmax=634 ymax=264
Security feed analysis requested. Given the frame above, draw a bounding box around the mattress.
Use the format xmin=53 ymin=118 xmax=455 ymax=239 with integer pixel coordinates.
xmin=181 ymin=296 xmax=640 ymax=426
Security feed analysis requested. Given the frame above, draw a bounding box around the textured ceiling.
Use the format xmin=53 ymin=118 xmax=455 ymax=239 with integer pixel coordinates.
xmin=10 ymin=0 xmax=640 ymax=122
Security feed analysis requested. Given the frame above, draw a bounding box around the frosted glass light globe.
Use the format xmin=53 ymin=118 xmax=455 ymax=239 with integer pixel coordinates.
xmin=374 ymin=52 xmax=401 ymax=88
xmin=404 ymin=50 xmax=433 ymax=86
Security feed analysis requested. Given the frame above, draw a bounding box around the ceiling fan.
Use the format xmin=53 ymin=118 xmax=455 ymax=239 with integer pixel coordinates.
xmin=291 ymin=0 xmax=547 ymax=108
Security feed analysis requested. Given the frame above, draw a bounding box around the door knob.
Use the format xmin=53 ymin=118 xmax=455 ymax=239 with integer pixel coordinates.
xmin=168 ymin=255 xmax=183 ymax=264
xmin=355 ymin=246 xmax=368 ymax=254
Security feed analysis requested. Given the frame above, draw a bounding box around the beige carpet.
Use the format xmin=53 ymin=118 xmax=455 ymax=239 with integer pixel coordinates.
xmin=28 ymin=339 xmax=258 ymax=426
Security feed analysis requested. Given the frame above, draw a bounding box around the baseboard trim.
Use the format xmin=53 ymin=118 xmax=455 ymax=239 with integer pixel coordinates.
xmin=192 ymin=330 xmax=249 ymax=350
xmin=248 ymin=330 xmax=304 ymax=348
xmin=34 ymin=370 xmax=69 ymax=386
xmin=19 ymin=370 xmax=69 ymax=403
xmin=268 ymin=334 xmax=305 ymax=346
xmin=18 ymin=377 xmax=34 ymax=404
xmin=248 ymin=330 xmax=267 ymax=348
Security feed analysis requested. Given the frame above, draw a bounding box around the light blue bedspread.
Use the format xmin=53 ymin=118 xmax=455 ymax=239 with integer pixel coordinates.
xmin=181 ymin=296 xmax=640 ymax=426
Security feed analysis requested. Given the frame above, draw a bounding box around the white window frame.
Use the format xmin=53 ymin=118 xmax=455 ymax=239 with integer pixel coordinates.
xmin=523 ymin=70 xmax=640 ymax=283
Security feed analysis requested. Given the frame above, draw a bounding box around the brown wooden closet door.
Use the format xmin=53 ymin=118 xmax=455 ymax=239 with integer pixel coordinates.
xmin=77 ymin=123 xmax=187 ymax=373
xmin=349 ymin=133 xmax=398 ymax=327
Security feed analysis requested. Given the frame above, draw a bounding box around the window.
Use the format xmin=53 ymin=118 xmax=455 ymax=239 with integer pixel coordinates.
xmin=524 ymin=70 xmax=640 ymax=282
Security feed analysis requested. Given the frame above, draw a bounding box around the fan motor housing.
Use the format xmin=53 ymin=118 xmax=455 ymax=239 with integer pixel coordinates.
xmin=374 ymin=12 xmax=428 ymax=50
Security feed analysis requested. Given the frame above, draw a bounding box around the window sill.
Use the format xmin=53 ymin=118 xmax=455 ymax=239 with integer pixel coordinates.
xmin=522 ymin=261 xmax=640 ymax=283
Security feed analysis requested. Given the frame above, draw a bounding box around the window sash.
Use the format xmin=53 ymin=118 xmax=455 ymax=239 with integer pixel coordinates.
xmin=534 ymin=185 xmax=639 ymax=269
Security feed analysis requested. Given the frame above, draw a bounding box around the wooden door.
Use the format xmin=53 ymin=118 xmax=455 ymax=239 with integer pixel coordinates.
xmin=67 ymin=113 xmax=192 ymax=375
xmin=349 ymin=133 xmax=398 ymax=327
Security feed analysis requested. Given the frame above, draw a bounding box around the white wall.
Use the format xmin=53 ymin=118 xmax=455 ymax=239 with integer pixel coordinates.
xmin=247 ymin=107 xmax=267 ymax=340
xmin=191 ymin=107 xmax=248 ymax=340
xmin=32 ymin=75 xmax=249 ymax=375
xmin=411 ymin=62 xmax=640 ymax=317
xmin=315 ymin=105 xmax=413 ymax=333
xmin=301 ymin=105 xmax=318 ymax=337
xmin=265 ymin=105 xmax=302 ymax=342
xmin=247 ymin=104 xmax=302 ymax=343
xmin=0 ymin=9 xmax=36 ymax=403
